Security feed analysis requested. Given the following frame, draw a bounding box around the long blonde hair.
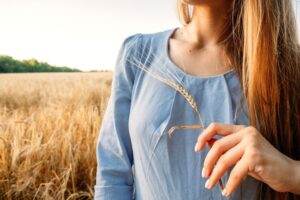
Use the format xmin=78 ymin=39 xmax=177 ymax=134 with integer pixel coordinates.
xmin=177 ymin=0 xmax=300 ymax=199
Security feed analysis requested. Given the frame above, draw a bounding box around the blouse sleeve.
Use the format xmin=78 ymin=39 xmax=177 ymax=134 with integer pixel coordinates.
xmin=94 ymin=34 xmax=140 ymax=200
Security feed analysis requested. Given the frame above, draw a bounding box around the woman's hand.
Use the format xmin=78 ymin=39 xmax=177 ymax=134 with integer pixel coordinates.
xmin=194 ymin=123 xmax=300 ymax=197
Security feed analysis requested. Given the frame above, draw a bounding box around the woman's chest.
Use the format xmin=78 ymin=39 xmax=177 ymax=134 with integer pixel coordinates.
xmin=127 ymin=73 xmax=248 ymax=157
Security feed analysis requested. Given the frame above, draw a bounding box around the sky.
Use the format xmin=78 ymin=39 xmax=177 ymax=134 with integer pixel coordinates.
xmin=0 ymin=0 xmax=299 ymax=72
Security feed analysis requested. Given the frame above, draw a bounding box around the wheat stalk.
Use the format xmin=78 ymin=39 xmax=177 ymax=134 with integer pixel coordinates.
xmin=125 ymin=37 xmax=204 ymax=127
xmin=128 ymin=44 xmax=227 ymax=192
xmin=130 ymin=58 xmax=225 ymax=191
xmin=129 ymin=55 xmax=205 ymax=136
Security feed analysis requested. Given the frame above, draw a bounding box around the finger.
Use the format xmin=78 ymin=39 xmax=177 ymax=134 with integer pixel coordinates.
xmin=203 ymin=132 xmax=243 ymax=178
xmin=204 ymin=141 xmax=245 ymax=190
xmin=195 ymin=123 xmax=245 ymax=151
xmin=222 ymin=155 xmax=250 ymax=197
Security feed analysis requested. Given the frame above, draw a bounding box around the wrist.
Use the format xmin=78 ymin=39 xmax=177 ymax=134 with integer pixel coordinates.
xmin=290 ymin=160 xmax=300 ymax=194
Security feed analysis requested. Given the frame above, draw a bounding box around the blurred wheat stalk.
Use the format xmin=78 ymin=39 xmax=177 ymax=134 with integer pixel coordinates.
xmin=0 ymin=72 xmax=112 ymax=200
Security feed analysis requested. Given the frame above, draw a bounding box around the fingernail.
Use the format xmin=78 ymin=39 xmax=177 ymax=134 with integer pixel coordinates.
xmin=205 ymin=179 xmax=210 ymax=189
xmin=222 ymin=188 xmax=228 ymax=197
xmin=201 ymin=167 xmax=207 ymax=178
xmin=194 ymin=142 xmax=199 ymax=152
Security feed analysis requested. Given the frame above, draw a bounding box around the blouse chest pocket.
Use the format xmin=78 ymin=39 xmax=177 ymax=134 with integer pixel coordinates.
xmin=128 ymin=109 xmax=171 ymax=155
xmin=147 ymin=119 xmax=170 ymax=154
xmin=142 ymin=120 xmax=171 ymax=181
xmin=129 ymin=86 xmax=175 ymax=152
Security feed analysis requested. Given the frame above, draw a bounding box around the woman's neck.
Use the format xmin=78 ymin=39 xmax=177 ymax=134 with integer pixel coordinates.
xmin=183 ymin=3 xmax=232 ymax=47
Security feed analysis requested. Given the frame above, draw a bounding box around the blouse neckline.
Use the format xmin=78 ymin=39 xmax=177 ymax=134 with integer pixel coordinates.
xmin=163 ymin=27 xmax=236 ymax=80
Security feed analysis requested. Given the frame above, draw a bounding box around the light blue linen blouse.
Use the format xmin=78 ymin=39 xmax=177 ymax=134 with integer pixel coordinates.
xmin=94 ymin=27 xmax=260 ymax=200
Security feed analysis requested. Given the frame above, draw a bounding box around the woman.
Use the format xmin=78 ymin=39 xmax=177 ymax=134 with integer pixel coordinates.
xmin=95 ymin=0 xmax=300 ymax=199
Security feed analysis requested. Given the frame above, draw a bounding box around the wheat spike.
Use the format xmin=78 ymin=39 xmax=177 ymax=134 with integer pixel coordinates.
xmin=129 ymin=57 xmax=205 ymax=136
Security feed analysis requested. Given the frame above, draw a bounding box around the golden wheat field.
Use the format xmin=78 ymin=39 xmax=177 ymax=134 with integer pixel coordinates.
xmin=0 ymin=72 xmax=113 ymax=200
